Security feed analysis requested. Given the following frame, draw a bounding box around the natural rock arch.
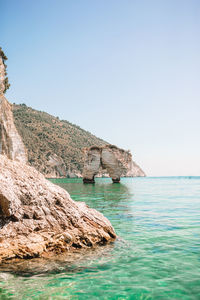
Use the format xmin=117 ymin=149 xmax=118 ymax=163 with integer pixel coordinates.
xmin=82 ymin=145 xmax=144 ymax=183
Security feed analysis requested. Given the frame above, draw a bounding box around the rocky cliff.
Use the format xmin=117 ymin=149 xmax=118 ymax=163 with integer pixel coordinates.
xmin=13 ymin=105 xmax=145 ymax=178
xmin=13 ymin=104 xmax=107 ymax=177
xmin=0 ymin=155 xmax=116 ymax=262
xmin=0 ymin=49 xmax=145 ymax=180
xmin=0 ymin=55 xmax=27 ymax=163
xmin=83 ymin=145 xmax=145 ymax=183
xmin=0 ymin=48 xmax=116 ymax=262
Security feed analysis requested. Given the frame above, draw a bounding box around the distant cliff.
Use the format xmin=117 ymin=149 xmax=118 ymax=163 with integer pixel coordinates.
xmin=0 ymin=48 xmax=145 ymax=178
xmin=13 ymin=105 xmax=145 ymax=178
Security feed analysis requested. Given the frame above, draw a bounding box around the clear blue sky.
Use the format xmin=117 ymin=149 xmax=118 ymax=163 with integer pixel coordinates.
xmin=1 ymin=0 xmax=200 ymax=176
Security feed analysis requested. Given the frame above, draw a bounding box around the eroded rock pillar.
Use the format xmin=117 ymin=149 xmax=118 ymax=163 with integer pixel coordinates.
xmin=82 ymin=147 xmax=101 ymax=183
xmin=101 ymin=147 xmax=123 ymax=183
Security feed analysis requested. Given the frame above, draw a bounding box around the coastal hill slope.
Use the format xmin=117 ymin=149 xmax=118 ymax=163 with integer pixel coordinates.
xmin=13 ymin=104 xmax=107 ymax=177
xmin=13 ymin=104 xmax=145 ymax=178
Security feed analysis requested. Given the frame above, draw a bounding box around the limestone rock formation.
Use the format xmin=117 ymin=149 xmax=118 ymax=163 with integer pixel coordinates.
xmin=0 ymin=155 xmax=116 ymax=262
xmin=82 ymin=146 xmax=101 ymax=183
xmin=0 ymin=96 xmax=27 ymax=163
xmin=0 ymin=53 xmax=27 ymax=163
xmin=46 ymin=154 xmax=67 ymax=178
xmin=122 ymin=160 xmax=145 ymax=177
xmin=83 ymin=145 xmax=145 ymax=183
xmin=13 ymin=104 xmax=107 ymax=178
xmin=45 ymin=154 xmax=82 ymax=178
xmin=66 ymin=167 xmax=82 ymax=178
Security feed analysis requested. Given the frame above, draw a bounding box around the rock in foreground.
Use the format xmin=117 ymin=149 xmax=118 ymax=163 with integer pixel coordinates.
xmin=0 ymin=155 xmax=116 ymax=262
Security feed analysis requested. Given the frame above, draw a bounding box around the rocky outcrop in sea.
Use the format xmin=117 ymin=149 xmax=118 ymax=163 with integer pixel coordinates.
xmin=82 ymin=145 xmax=145 ymax=183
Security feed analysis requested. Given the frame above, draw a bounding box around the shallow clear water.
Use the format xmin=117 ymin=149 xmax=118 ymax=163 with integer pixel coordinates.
xmin=0 ymin=177 xmax=200 ymax=299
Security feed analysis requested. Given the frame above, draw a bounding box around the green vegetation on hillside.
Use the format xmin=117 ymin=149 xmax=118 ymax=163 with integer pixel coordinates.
xmin=13 ymin=104 xmax=107 ymax=174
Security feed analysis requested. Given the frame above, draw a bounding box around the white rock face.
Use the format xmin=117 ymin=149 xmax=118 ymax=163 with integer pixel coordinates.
xmin=0 ymin=54 xmax=27 ymax=163
xmin=0 ymin=95 xmax=28 ymax=163
xmin=83 ymin=145 xmax=146 ymax=183
xmin=46 ymin=154 xmax=67 ymax=177
xmin=82 ymin=147 xmax=101 ymax=183
xmin=123 ymin=160 xmax=145 ymax=177
xmin=101 ymin=147 xmax=125 ymax=181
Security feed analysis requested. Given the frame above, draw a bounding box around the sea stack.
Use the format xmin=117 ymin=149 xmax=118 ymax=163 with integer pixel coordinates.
xmin=82 ymin=145 xmax=146 ymax=183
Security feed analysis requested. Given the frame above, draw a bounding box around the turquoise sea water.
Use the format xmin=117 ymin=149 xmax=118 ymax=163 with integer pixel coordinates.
xmin=0 ymin=177 xmax=200 ymax=299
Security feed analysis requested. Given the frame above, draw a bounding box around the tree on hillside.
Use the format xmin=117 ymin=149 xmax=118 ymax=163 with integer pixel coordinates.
xmin=0 ymin=47 xmax=10 ymax=93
